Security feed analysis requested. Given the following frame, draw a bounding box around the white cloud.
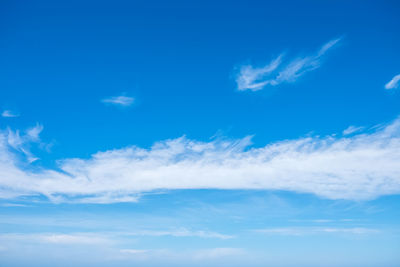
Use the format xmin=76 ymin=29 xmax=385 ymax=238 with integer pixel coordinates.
xmin=1 ymin=117 xmax=400 ymax=203
xmin=126 ymin=229 xmax=233 ymax=239
xmin=236 ymin=38 xmax=341 ymax=91
xmin=1 ymin=110 xmax=19 ymax=118
xmin=102 ymin=95 xmax=134 ymax=107
xmin=342 ymin=126 xmax=364 ymax=135
xmin=120 ymin=249 xmax=149 ymax=254
xmin=0 ymin=203 xmax=30 ymax=207
xmin=40 ymin=233 xmax=110 ymax=244
xmin=117 ymin=247 xmax=244 ymax=262
xmin=3 ymin=124 xmax=43 ymax=163
xmin=255 ymin=227 xmax=379 ymax=236
xmin=0 ymin=229 xmax=229 ymax=249
xmin=0 ymin=233 xmax=112 ymax=245
xmin=236 ymin=55 xmax=283 ymax=91
xmin=0 ymin=232 xmax=245 ymax=265
xmin=385 ymin=74 xmax=400 ymax=90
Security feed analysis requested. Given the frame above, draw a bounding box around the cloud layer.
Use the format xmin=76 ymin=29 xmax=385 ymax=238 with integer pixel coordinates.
xmin=1 ymin=117 xmax=400 ymax=203
xmin=385 ymin=74 xmax=400 ymax=90
xmin=1 ymin=110 xmax=19 ymax=118
xmin=236 ymin=38 xmax=341 ymax=91
xmin=255 ymin=227 xmax=379 ymax=236
xmin=101 ymin=95 xmax=134 ymax=106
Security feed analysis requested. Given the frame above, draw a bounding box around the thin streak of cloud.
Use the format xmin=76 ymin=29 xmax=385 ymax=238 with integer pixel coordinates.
xmin=102 ymin=95 xmax=134 ymax=107
xmin=120 ymin=249 xmax=149 ymax=254
xmin=254 ymin=227 xmax=379 ymax=236
xmin=1 ymin=110 xmax=19 ymax=118
xmin=118 ymin=248 xmax=245 ymax=261
xmin=4 ymin=124 xmax=43 ymax=163
xmin=343 ymin=126 xmax=364 ymax=135
xmin=236 ymin=38 xmax=341 ymax=91
xmin=385 ymin=74 xmax=400 ymax=90
xmin=0 ymin=203 xmax=30 ymax=207
xmin=40 ymin=233 xmax=110 ymax=244
xmin=126 ymin=229 xmax=233 ymax=239
xmin=0 ymin=233 xmax=112 ymax=245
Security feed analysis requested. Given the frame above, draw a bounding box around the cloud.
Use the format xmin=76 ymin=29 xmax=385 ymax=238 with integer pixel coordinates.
xmin=1 ymin=110 xmax=19 ymax=118
xmin=1 ymin=117 xmax=400 ymax=203
xmin=254 ymin=227 xmax=379 ymax=236
xmin=102 ymin=95 xmax=134 ymax=107
xmin=3 ymin=124 xmax=43 ymax=163
xmin=40 ymin=233 xmax=111 ymax=244
xmin=0 ymin=233 xmax=112 ymax=245
xmin=0 ymin=232 xmax=244 ymax=265
xmin=236 ymin=38 xmax=341 ymax=91
xmin=385 ymin=74 xmax=400 ymax=90
xmin=118 ymin=247 xmax=244 ymax=262
xmin=0 ymin=229 xmax=229 ymax=249
xmin=126 ymin=229 xmax=233 ymax=239
xmin=0 ymin=203 xmax=30 ymax=207
xmin=120 ymin=249 xmax=149 ymax=254
xmin=342 ymin=126 xmax=364 ymax=135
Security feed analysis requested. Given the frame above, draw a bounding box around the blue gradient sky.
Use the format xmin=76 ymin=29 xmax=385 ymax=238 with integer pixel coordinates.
xmin=1 ymin=0 xmax=400 ymax=266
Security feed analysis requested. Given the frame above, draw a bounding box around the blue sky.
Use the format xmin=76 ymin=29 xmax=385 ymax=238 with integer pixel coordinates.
xmin=1 ymin=0 xmax=400 ymax=266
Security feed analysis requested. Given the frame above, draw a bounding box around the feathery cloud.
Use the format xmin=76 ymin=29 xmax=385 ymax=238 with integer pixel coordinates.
xmin=4 ymin=124 xmax=43 ymax=163
xmin=120 ymin=249 xmax=149 ymax=254
xmin=1 ymin=117 xmax=400 ymax=203
xmin=254 ymin=227 xmax=379 ymax=236
xmin=125 ymin=229 xmax=233 ymax=239
xmin=102 ymin=95 xmax=134 ymax=107
xmin=236 ymin=38 xmax=341 ymax=91
xmin=385 ymin=74 xmax=400 ymax=90
xmin=342 ymin=126 xmax=364 ymax=135
xmin=1 ymin=110 xmax=19 ymax=118
xmin=0 ymin=233 xmax=112 ymax=245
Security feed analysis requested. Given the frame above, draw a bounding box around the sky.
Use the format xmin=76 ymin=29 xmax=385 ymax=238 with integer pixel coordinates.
xmin=0 ymin=0 xmax=400 ymax=266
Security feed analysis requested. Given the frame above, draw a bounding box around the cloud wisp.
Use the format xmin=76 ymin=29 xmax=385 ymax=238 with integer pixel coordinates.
xmin=1 ymin=117 xmax=400 ymax=203
xmin=342 ymin=125 xmax=364 ymax=135
xmin=1 ymin=110 xmax=19 ymax=118
xmin=254 ymin=227 xmax=379 ymax=236
xmin=3 ymin=124 xmax=43 ymax=163
xmin=125 ymin=229 xmax=233 ymax=240
xmin=385 ymin=74 xmax=400 ymax=90
xmin=236 ymin=38 xmax=341 ymax=91
xmin=0 ymin=231 xmax=244 ymax=262
xmin=0 ymin=228 xmax=232 ymax=250
xmin=102 ymin=95 xmax=134 ymax=107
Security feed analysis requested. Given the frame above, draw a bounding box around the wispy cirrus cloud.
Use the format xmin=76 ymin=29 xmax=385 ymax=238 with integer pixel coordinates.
xmin=125 ymin=229 xmax=233 ymax=239
xmin=342 ymin=125 xmax=364 ymax=135
xmin=120 ymin=247 xmax=245 ymax=262
xmin=120 ymin=249 xmax=149 ymax=254
xmin=1 ymin=110 xmax=19 ymax=118
xmin=254 ymin=227 xmax=379 ymax=236
xmin=1 ymin=117 xmax=400 ymax=203
xmin=0 ymin=233 xmax=112 ymax=245
xmin=385 ymin=74 xmax=400 ymax=90
xmin=102 ymin=95 xmax=134 ymax=107
xmin=40 ymin=233 xmax=111 ymax=244
xmin=0 ymin=232 xmax=244 ymax=264
xmin=0 ymin=229 xmax=231 ymax=249
xmin=4 ymin=123 xmax=43 ymax=163
xmin=236 ymin=38 xmax=341 ymax=91
xmin=121 ymin=247 xmax=245 ymax=261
